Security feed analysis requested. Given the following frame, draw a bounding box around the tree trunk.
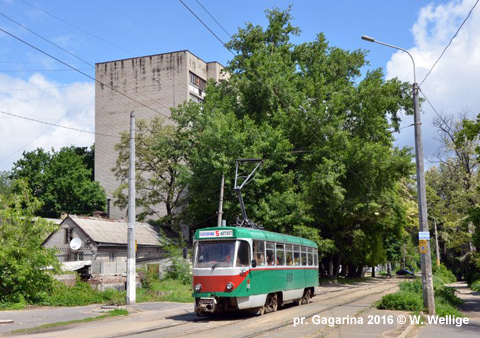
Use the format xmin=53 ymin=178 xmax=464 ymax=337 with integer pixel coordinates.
xmin=371 ymin=266 xmax=375 ymax=278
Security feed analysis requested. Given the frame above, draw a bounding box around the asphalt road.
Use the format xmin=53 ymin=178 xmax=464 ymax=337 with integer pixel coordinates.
xmin=1 ymin=278 xmax=406 ymax=338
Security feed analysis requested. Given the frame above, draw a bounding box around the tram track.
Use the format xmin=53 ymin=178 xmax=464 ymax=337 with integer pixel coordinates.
xmin=117 ymin=279 xmax=398 ymax=338
xmin=242 ymin=281 xmax=398 ymax=338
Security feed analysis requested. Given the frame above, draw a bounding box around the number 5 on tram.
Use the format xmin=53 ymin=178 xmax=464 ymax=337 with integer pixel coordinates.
xmin=192 ymin=226 xmax=319 ymax=316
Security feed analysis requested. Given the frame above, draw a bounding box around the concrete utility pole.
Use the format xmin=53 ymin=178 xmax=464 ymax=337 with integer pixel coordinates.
xmin=434 ymin=219 xmax=441 ymax=266
xmin=361 ymin=35 xmax=435 ymax=315
xmin=127 ymin=111 xmax=136 ymax=305
xmin=217 ymin=174 xmax=225 ymax=227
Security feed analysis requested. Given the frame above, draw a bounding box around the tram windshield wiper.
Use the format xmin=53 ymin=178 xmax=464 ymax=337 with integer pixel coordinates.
xmin=211 ymin=256 xmax=230 ymax=270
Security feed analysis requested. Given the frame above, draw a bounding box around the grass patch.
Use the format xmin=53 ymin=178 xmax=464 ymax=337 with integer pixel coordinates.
xmin=377 ymin=272 xmax=464 ymax=317
xmin=8 ymin=309 xmax=128 ymax=335
xmin=137 ymin=279 xmax=193 ymax=303
xmin=319 ymin=277 xmax=372 ymax=285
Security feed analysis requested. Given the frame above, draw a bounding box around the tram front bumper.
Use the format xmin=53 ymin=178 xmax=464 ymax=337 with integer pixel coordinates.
xmin=196 ymin=297 xmax=217 ymax=313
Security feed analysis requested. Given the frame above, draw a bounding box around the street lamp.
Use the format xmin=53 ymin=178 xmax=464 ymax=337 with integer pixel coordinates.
xmin=361 ymin=35 xmax=435 ymax=315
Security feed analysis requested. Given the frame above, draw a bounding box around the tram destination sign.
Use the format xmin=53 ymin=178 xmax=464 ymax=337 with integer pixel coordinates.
xmin=199 ymin=229 xmax=234 ymax=238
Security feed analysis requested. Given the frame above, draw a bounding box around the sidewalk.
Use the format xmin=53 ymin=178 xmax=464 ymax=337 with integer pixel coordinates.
xmin=416 ymin=282 xmax=480 ymax=338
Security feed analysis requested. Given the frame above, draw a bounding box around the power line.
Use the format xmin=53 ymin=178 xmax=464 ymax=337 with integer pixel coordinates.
xmin=0 ymin=68 xmax=91 ymax=72
xmin=0 ymin=11 xmax=94 ymax=68
xmin=19 ymin=0 xmax=134 ymax=56
xmin=0 ymin=25 xmax=172 ymax=120
xmin=0 ymin=110 xmax=118 ymax=138
xmin=420 ymin=0 xmax=479 ymax=86
xmin=178 ymin=0 xmax=236 ymax=56
xmin=195 ymin=0 xmax=232 ymax=39
xmin=419 ymin=87 xmax=443 ymax=120
xmin=179 ymin=0 xmax=373 ymax=192
xmin=0 ymin=89 xmax=95 ymax=164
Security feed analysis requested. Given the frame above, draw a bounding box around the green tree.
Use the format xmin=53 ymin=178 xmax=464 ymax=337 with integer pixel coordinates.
xmin=172 ymin=7 xmax=414 ymax=274
xmin=0 ymin=180 xmax=59 ymax=304
xmin=113 ymin=116 xmax=189 ymax=229
xmin=11 ymin=146 xmax=106 ymax=218
xmin=0 ymin=170 xmax=13 ymax=196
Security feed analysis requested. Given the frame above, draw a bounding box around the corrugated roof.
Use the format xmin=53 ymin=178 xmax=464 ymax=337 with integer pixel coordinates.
xmin=68 ymin=215 xmax=161 ymax=246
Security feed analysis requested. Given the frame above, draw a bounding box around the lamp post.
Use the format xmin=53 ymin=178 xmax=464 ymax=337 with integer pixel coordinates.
xmin=361 ymin=35 xmax=435 ymax=315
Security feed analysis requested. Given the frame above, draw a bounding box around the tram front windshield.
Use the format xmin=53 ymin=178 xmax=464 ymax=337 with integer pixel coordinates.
xmin=195 ymin=241 xmax=236 ymax=268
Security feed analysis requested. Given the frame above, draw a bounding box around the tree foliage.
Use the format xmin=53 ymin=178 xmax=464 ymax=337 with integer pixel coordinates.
xmin=169 ymin=7 xmax=414 ymax=274
xmin=113 ymin=116 xmax=189 ymax=228
xmin=11 ymin=146 xmax=106 ymax=218
xmin=0 ymin=180 xmax=59 ymax=303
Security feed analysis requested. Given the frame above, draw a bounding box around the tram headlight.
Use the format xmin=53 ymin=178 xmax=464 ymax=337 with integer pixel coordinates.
xmin=194 ymin=283 xmax=202 ymax=291
xmin=226 ymin=282 xmax=234 ymax=291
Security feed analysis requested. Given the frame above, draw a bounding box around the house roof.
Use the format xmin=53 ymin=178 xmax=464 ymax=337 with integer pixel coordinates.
xmin=67 ymin=215 xmax=161 ymax=246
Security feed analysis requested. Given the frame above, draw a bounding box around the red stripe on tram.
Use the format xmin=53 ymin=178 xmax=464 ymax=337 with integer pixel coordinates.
xmin=193 ymin=271 xmax=250 ymax=292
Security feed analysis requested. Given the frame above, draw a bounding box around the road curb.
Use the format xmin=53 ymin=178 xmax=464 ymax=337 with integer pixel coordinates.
xmin=397 ymin=322 xmax=415 ymax=338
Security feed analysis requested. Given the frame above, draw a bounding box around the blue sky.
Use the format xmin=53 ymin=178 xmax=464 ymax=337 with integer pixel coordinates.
xmin=0 ymin=0 xmax=479 ymax=171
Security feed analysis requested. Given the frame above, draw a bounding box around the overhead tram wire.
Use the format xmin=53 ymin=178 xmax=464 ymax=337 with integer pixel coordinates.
xmin=179 ymin=0 xmax=372 ymax=192
xmin=0 ymin=12 xmax=178 ymax=119
xmin=19 ymin=0 xmax=135 ymax=56
xmin=0 ymin=26 xmax=173 ymax=121
xmin=420 ymin=0 xmax=479 ymax=86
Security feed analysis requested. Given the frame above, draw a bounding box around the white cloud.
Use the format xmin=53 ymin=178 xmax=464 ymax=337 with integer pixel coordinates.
xmin=0 ymin=73 xmax=94 ymax=171
xmin=387 ymin=0 xmax=480 ymax=164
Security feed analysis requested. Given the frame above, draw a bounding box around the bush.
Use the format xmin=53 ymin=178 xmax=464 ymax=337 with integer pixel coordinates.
xmin=433 ymin=264 xmax=456 ymax=284
xmin=378 ymin=291 xmax=423 ymax=311
xmin=378 ymin=278 xmax=464 ymax=316
xmin=470 ymin=280 xmax=480 ymax=292
xmin=41 ymin=279 xmax=124 ymax=307
xmin=162 ymin=246 xmax=191 ymax=285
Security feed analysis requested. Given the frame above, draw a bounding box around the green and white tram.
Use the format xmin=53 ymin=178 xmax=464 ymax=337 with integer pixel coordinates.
xmin=192 ymin=226 xmax=319 ymax=315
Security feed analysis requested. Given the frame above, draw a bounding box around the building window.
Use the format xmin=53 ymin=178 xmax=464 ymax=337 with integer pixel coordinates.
xmin=74 ymin=252 xmax=84 ymax=261
xmin=65 ymin=228 xmax=73 ymax=244
xmin=189 ymin=93 xmax=203 ymax=103
xmin=189 ymin=72 xmax=206 ymax=91
xmin=109 ymin=252 xmax=116 ymax=262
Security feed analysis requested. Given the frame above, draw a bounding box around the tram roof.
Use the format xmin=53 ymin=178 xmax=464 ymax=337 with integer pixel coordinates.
xmin=193 ymin=226 xmax=317 ymax=248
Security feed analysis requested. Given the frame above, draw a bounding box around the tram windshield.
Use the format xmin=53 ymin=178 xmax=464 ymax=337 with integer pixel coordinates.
xmin=195 ymin=241 xmax=236 ymax=268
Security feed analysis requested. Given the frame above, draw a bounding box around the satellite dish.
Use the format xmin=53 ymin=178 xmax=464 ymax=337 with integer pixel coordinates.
xmin=70 ymin=238 xmax=82 ymax=251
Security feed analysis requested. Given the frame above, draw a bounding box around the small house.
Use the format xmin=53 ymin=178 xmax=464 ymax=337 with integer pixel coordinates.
xmin=42 ymin=214 xmax=163 ymax=274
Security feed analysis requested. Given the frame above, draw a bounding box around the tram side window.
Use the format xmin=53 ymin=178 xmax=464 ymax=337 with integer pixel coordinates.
xmin=314 ymin=249 xmax=318 ymax=266
xmin=253 ymin=241 xmax=265 ymax=266
xmin=236 ymin=241 xmax=251 ymax=267
xmin=266 ymin=243 xmax=275 ymax=266
xmin=293 ymin=245 xmax=300 ymax=266
xmin=307 ymin=247 xmax=313 ymax=266
xmin=276 ymin=244 xmax=285 ymax=266
xmin=301 ymin=247 xmax=307 ymax=266
xmin=285 ymin=244 xmax=293 ymax=266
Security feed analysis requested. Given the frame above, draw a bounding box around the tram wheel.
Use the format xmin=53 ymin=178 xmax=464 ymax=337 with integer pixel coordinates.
xmin=255 ymin=305 xmax=265 ymax=316
xmin=301 ymin=289 xmax=311 ymax=305
xmin=265 ymin=293 xmax=278 ymax=313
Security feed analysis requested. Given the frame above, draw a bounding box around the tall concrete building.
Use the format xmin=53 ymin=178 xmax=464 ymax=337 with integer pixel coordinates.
xmin=95 ymin=50 xmax=225 ymax=220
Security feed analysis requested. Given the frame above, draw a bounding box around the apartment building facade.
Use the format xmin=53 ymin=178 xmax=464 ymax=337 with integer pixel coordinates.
xmin=95 ymin=50 xmax=225 ymax=220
